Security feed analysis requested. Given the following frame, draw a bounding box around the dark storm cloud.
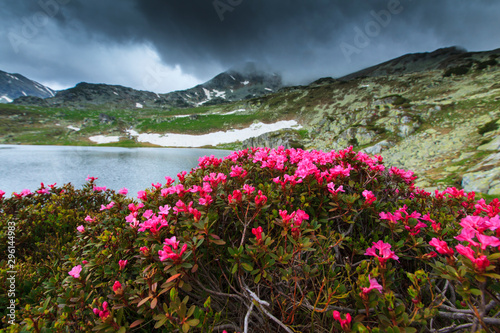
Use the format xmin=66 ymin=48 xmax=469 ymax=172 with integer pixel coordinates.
xmin=1 ymin=0 xmax=499 ymax=90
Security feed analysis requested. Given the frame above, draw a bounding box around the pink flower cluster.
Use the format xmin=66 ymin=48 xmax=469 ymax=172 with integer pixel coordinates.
xmin=252 ymin=226 xmax=263 ymax=243
xmin=93 ymin=301 xmax=110 ymax=320
xmin=379 ymin=205 xmax=427 ymax=235
xmin=364 ymin=240 xmax=399 ymax=267
xmin=68 ymin=265 xmax=82 ymax=278
xmin=361 ymin=275 xmax=383 ymax=295
xmin=158 ymin=236 xmax=187 ymax=262
xmin=332 ymin=310 xmax=351 ymax=330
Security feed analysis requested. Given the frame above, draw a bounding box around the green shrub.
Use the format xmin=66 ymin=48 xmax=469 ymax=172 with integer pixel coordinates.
xmin=2 ymin=147 xmax=500 ymax=332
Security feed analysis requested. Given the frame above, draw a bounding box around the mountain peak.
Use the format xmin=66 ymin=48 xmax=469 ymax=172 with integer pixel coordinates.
xmin=0 ymin=70 xmax=55 ymax=103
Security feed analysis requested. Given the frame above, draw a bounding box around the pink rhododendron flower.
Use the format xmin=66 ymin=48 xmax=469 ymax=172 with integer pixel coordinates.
xmin=137 ymin=191 xmax=148 ymax=201
xmin=118 ymin=260 xmax=128 ymax=270
xmin=37 ymin=188 xmax=50 ymax=195
xmin=82 ymin=260 xmax=88 ymax=264
xmin=113 ymin=281 xmax=122 ymax=294
xmin=177 ymin=170 xmax=188 ymax=182
xmin=100 ymin=201 xmax=115 ymax=211
xmin=389 ymin=166 xmax=416 ymax=184
xmin=86 ymin=175 xmax=98 ymax=181
xmin=362 ymin=190 xmax=376 ymax=205
xmin=93 ymin=186 xmax=106 ymax=192
xmin=159 ymin=205 xmax=171 ymax=216
xmin=443 ymin=187 xmax=465 ymax=199
xmin=140 ymin=246 xmax=149 ymax=255
xmin=198 ymin=155 xmax=223 ymax=168
xmin=476 ymin=233 xmax=500 ymax=250
xmin=456 ymin=244 xmax=491 ymax=271
xmin=255 ymin=190 xmax=267 ymax=206
xmin=404 ymin=221 xmax=428 ymax=236
xmin=332 ymin=311 xmax=351 ymax=330
xmin=128 ymin=202 xmax=144 ymax=212
xmin=0 ymin=190 xmax=5 ymax=199
xmin=203 ymin=172 xmax=227 ymax=187
xmin=93 ymin=301 xmax=110 ymax=320
xmin=118 ymin=187 xmax=128 ymax=195
xmin=77 ymin=225 xmax=85 ymax=233
xmin=20 ymin=189 xmax=32 ymax=197
xmin=85 ymin=215 xmax=95 ymax=223
xmin=164 ymin=236 xmax=180 ymax=250
xmin=152 ymin=182 xmax=162 ymax=189
xmin=243 ymin=184 xmax=255 ymax=195
xmin=252 ymin=226 xmax=263 ymax=242
xmin=230 ymin=165 xmax=248 ymax=178
xmin=68 ymin=265 xmax=82 ymax=278
xmin=422 ymin=213 xmax=440 ymax=232
xmin=165 ymin=176 xmax=175 ymax=186
xmin=361 ymin=275 xmax=383 ymax=295
xmin=327 ymin=182 xmax=345 ymax=195
xmin=379 ymin=211 xmax=402 ymax=224
xmin=364 ymin=240 xmax=399 ymax=267
xmin=159 ymin=242 xmax=187 ymax=262
xmin=228 ymin=190 xmax=243 ymax=204
xmin=429 ymin=238 xmax=454 ymax=256
xmin=455 ymin=228 xmax=479 ymax=247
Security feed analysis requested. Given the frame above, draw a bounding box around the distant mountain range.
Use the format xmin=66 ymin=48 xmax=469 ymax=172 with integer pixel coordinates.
xmin=0 ymin=70 xmax=55 ymax=103
xmin=2 ymin=46 xmax=499 ymax=110
xmin=4 ymin=62 xmax=282 ymax=109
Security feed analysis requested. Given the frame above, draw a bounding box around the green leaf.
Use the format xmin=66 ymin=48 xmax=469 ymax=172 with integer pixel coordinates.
xmin=241 ymin=263 xmax=253 ymax=272
xmin=469 ymin=288 xmax=482 ymax=296
xmin=117 ymin=327 xmax=126 ymax=333
xmin=154 ymin=317 xmax=168 ymax=329
xmin=187 ymin=318 xmax=200 ymax=327
xmin=488 ymin=253 xmax=500 ymax=260
xmin=483 ymin=273 xmax=500 ymax=279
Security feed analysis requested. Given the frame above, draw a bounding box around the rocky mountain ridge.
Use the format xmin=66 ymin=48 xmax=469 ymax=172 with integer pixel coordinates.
xmin=11 ymin=64 xmax=282 ymax=109
xmin=0 ymin=70 xmax=55 ymax=103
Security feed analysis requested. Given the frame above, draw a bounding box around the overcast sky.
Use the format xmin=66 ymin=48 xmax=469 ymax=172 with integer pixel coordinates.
xmin=0 ymin=0 xmax=499 ymax=93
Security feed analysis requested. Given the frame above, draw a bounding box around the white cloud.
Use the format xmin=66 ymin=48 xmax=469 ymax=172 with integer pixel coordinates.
xmin=1 ymin=19 xmax=203 ymax=93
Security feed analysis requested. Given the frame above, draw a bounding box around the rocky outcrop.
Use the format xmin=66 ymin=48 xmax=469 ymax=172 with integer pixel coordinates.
xmin=241 ymin=130 xmax=303 ymax=150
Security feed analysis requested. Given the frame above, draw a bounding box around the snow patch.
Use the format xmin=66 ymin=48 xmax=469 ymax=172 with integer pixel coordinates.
xmin=136 ymin=103 xmax=143 ymax=108
xmin=222 ymin=108 xmax=246 ymax=115
xmin=0 ymin=95 xmax=13 ymax=103
xmin=265 ymin=88 xmax=273 ymax=91
xmin=241 ymin=80 xmax=250 ymax=85
xmin=212 ymin=89 xmax=226 ymax=99
xmin=22 ymin=91 xmax=27 ymax=96
xmin=113 ymin=91 xmax=119 ymax=96
xmin=67 ymin=125 xmax=81 ymax=131
xmin=230 ymin=75 xmax=236 ymax=80
xmin=126 ymin=120 xmax=301 ymax=147
xmin=7 ymin=74 xmax=19 ymax=81
xmin=89 ymin=135 xmax=121 ymax=144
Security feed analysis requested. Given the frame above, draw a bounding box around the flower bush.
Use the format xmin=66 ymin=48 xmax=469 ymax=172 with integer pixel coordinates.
xmin=2 ymin=146 xmax=500 ymax=332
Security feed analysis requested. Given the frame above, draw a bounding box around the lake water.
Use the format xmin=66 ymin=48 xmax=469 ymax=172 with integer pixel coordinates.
xmin=0 ymin=145 xmax=231 ymax=197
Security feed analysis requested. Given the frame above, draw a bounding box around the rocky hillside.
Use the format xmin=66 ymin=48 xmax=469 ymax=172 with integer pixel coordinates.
xmin=13 ymin=63 xmax=282 ymax=109
xmin=0 ymin=70 xmax=55 ymax=103
xmin=240 ymin=47 xmax=500 ymax=195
